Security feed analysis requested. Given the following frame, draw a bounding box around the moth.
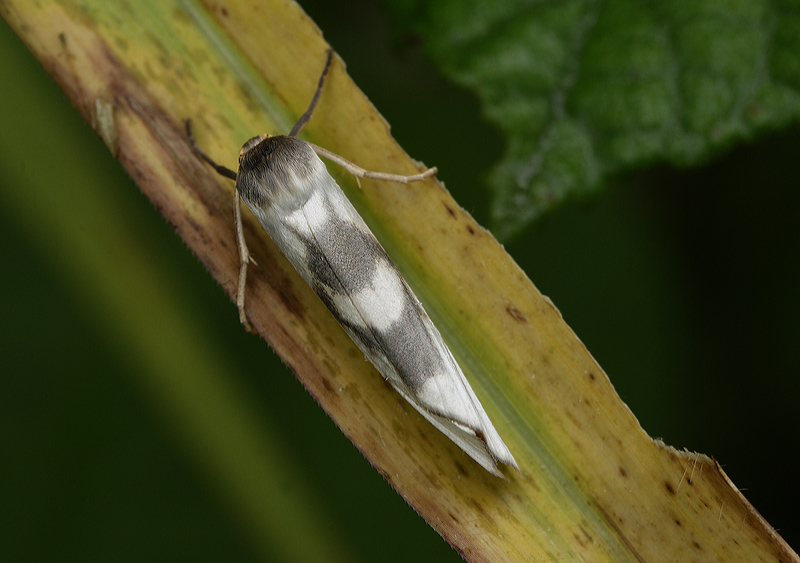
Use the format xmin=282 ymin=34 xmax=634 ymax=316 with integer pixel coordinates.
xmin=187 ymin=48 xmax=517 ymax=476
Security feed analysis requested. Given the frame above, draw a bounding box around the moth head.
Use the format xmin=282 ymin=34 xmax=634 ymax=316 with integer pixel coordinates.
xmin=239 ymin=134 xmax=270 ymax=162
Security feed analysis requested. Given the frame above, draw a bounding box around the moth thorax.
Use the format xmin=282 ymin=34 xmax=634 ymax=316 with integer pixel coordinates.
xmin=236 ymin=135 xmax=322 ymax=212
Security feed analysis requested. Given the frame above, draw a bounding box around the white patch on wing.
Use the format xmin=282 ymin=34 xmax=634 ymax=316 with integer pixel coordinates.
xmin=249 ymin=208 xmax=310 ymax=281
xmin=329 ymin=291 xmax=367 ymax=329
xmin=299 ymin=189 xmax=330 ymax=231
xmin=417 ymin=372 xmax=483 ymax=428
xmin=281 ymin=206 xmax=310 ymax=234
xmin=327 ymin=182 xmax=356 ymax=219
xmin=350 ymin=259 xmax=407 ymax=331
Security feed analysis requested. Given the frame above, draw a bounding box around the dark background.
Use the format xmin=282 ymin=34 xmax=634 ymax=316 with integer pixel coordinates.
xmin=1 ymin=1 xmax=798 ymax=560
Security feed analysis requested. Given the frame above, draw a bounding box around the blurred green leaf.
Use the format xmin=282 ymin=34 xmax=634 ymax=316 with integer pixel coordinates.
xmin=389 ymin=0 xmax=800 ymax=239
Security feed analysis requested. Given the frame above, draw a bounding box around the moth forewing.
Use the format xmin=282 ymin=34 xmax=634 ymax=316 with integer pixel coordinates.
xmin=235 ymin=136 xmax=517 ymax=475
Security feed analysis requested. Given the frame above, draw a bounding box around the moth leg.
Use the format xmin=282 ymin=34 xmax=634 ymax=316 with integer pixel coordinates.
xmin=185 ymin=119 xmax=237 ymax=180
xmin=233 ymin=187 xmax=255 ymax=333
xmin=309 ymin=143 xmax=438 ymax=184
xmin=289 ymin=48 xmax=334 ymax=138
xmin=184 ymin=121 xmax=256 ymax=331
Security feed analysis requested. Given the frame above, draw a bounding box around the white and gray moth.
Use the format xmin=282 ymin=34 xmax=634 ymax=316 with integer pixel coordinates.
xmin=187 ymin=49 xmax=517 ymax=476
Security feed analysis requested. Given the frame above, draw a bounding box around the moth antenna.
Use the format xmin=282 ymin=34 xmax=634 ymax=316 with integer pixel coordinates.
xmin=185 ymin=119 xmax=237 ymax=180
xmin=289 ymin=48 xmax=334 ymax=138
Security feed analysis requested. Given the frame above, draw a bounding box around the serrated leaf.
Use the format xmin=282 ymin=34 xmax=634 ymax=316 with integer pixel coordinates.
xmin=391 ymin=0 xmax=800 ymax=239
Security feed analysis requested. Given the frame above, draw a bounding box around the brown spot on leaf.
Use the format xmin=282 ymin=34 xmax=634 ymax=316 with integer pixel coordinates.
xmin=377 ymin=467 xmax=393 ymax=485
xmin=619 ymin=467 xmax=627 ymax=478
xmin=573 ymin=526 xmax=594 ymax=547
xmin=665 ymin=481 xmax=676 ymax=495
xmin=506 ymin=305 xmax=527 ymax=322
xmin=469 ymin=498 xmax=494 ymax=526
xmin=276 ymin=285 xmax=305 ymax=321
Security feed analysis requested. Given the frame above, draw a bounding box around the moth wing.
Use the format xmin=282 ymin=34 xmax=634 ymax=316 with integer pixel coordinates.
xmin=247 ymin=155 xmax=517 ymax=474
xmin=305 ymin=179 xmax=516 ymax=474
xmin=394 ymin=375 xmax=518 ymax=476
